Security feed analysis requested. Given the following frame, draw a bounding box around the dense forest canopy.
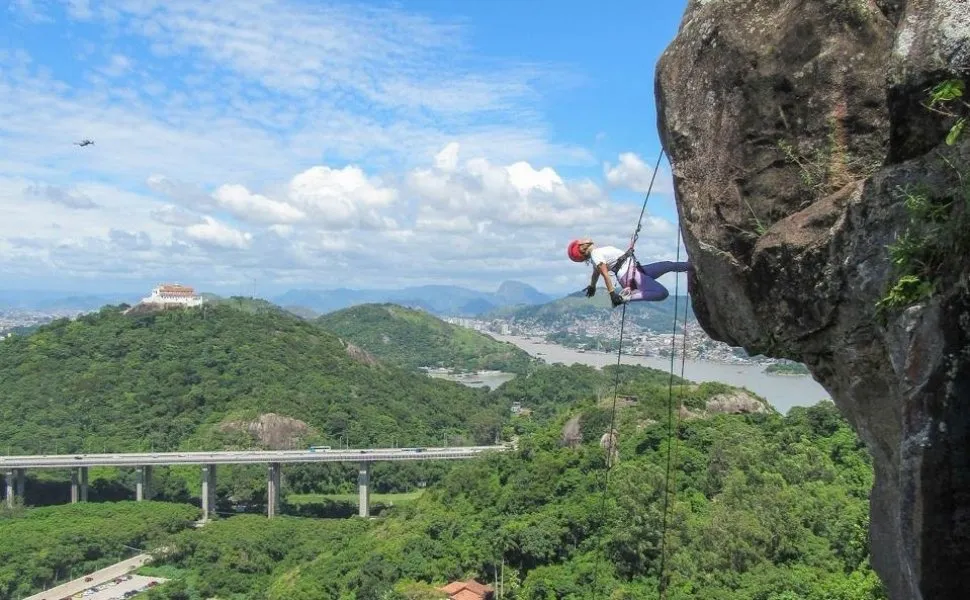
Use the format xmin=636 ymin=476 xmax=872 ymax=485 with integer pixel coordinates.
xmin=0 ymin=301 xmax=882 ymax=600
xmin=317 ymin=303 xmax=535 ymax=374
xmin=0 ymin=302 xmax=509 ymax=455
xmin=1 ymin=400 xmax=881 ymax=600
xmin=0 ymin=502 xmax=198 ymax=600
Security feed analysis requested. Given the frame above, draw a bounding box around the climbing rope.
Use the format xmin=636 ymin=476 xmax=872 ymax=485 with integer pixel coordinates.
xmin=657 ymin=222 xmax=690 ymax=600
xmin=628 ymin=151 xmax=666 ymax=251
xmin=593 ymin=149 xmax=689 ymax=598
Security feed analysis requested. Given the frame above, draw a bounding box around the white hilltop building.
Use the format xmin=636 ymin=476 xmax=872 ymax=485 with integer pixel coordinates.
xmin=139 ymin=283 xmax=203 ymax=308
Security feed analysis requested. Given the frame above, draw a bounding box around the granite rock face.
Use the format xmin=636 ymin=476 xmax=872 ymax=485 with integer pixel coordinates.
xmin=656 ymin=1 xmax=969 ymax=598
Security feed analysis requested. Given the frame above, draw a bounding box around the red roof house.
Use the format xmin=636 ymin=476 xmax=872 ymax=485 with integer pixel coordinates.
xmin=439 ymin=579 xmax=494 ymax=600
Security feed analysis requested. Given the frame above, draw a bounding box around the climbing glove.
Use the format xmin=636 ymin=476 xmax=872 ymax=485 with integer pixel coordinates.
xmin=584 ymin=285 xmax=596 ymax=298
xmin=610 ymin=290 xmax=626 ymax=307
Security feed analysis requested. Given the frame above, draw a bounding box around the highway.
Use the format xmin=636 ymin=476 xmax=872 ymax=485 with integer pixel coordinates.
xmin=22 ymin=553 xmax=155 ymax=600
xmin=0 ymin=446 xmax=508 ymax=469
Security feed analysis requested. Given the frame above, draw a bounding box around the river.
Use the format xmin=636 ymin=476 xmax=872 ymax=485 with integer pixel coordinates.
xmin=489 ymin=334 xmax=831 ymax=414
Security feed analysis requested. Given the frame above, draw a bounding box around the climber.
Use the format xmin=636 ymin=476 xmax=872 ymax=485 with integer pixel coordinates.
xmin=567 ymin=238 xmax=690 ymax=307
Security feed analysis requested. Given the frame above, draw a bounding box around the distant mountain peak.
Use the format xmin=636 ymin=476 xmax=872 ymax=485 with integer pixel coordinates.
xmin=495 ymin=280 xmax=536 ymax=293
xmin=492 ymin=280 xmax=551 ymax=307
xmin=275 ymin=282 xmax=551 ymax=317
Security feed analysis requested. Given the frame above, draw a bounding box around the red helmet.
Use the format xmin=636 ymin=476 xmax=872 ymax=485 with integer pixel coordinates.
xmin=567 ymin=239 xmax=588 ymax=262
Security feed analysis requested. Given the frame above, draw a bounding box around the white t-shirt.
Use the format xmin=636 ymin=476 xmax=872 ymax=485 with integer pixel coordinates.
xmin=589 ymin=245 xmax=633 ymax=283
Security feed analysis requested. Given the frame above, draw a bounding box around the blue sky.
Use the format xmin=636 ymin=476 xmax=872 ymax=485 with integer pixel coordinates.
xmin=1 ymin=0 xmax=689 ymax=296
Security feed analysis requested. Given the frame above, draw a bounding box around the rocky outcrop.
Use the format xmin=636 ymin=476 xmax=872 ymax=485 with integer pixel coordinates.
xmin=706 ymin=391 xmax=770 ymax=415
xmin=561 ymin=415 xmax=583 ymax=448
xmin=219 ymin=413 xmax=313 ymax=450
xmin=656 ymin=1 xmax=969 ymax=599
xmin=600 ymin=429 xmax=619 ymax=467
xmin=342 ymin=340 xmax=380 ymax=366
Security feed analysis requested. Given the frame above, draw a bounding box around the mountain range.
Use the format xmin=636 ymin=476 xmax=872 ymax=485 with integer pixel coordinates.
xmin=0 ymin=281 xmax=552 ymax=317
xmin=274 ymin=280 xmax=551 ymax=316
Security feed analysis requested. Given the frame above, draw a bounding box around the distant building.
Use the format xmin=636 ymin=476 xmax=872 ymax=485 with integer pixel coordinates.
xmin=140 ymin=284 xmax=203 ymax=308
xmin=439 ymin=580 xmax=494 ymax=600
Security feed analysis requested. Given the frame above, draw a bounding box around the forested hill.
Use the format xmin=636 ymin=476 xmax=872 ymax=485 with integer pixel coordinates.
xmin=487 ymin=292 xmax=696 ymax=332
xmin=103 ymin=399 xmax=880 ymax=599
xmin=317 ymin=303 xmax=535 ymax=374
xmin=0 ymin=302 xmax=508 ymax=454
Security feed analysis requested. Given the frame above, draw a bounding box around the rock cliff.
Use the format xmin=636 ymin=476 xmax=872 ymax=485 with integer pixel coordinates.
xmin=656 ymin=1 xmax=969 ymax=598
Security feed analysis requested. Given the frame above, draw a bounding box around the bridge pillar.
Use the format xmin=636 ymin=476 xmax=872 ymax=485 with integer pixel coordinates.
xmin=267 ymin=463 xmax=281 ymax=518
xmin=201 ymin=464 xmax=217 ymax=521
xmin=5 ymin=469 xmax=25 ymax=508
xmin=135 ymin=465 xmax=152 ymax=501
xmin=358 ymin=462 xmax=371 ymax=518
xmin=71 ymin=467 xmax=89 ymax=503
xmin=14 ymin=469 xmax=25 ymax=503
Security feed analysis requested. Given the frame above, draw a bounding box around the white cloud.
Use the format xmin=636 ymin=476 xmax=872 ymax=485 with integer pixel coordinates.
xmin=66 ymin=0 xmax=94 ymax=20
xmin=604 ymin=152 xmax=672 ymax=194
xmin=108 ymin=228 xmax=153 ymax=251
xmin=9 ymin=0 xmax=51 ymax=22
xmin=0 ymin=143 xmax=682 ymax=293
xmin=184 ymin=217 xmax=253 ymax=250
xmin=99 ymin=54 xmax=134 ymax=78
xmin=406 ymin=142 xmax=620 ymax=229
xmin=0 ymin=0 xmax=594 ymax=216
xmin=269 ymin=224 xmax=294 ymax=237
xmin=287 ymin=166 xmax=398 ymax=230
xmin=0 ymin=1 xmax=681 ymax=294
xmin=25 ymin=184 xmax=99 ymax=209
xmin=213 ymin=184 xmax=306 ymax=225
xmin=150 ymin=205 xmax=205 ymax=227
xmin=434 ymin=143 xmax=460 ymax=172
xmin=147 ymin=176 xmax=215 ymax=209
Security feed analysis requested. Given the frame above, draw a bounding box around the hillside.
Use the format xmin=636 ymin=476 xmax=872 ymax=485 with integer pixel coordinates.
xmin=0 ymin=502 xmax=198 ymax=599
xmin=489 ymin=291 xmax=696 ymax=332
xmin=122 ymin=398 xmax=878 ymax=600
xmin=316 ymin=303 xmax=535 ymax=374
xmin=0 ymin=302 xmax=506 ymax=456
xmin=275 ymin=280 xmax=552 ymax=317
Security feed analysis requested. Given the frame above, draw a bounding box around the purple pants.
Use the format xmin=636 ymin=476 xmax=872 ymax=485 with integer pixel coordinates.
xmin=618 ymin=261 xmax=690 ymax=302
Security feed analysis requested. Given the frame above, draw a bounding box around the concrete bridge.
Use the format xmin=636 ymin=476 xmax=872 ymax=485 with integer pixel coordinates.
xmin=1 ymin=446 xmax=507 ymax=518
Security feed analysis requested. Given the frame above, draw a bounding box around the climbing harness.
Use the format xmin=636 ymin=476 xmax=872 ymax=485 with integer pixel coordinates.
xmin=592 ymin=149 xmax=690 ymax=600
xmin=609 ymin=247 xmax=636 ymax=278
